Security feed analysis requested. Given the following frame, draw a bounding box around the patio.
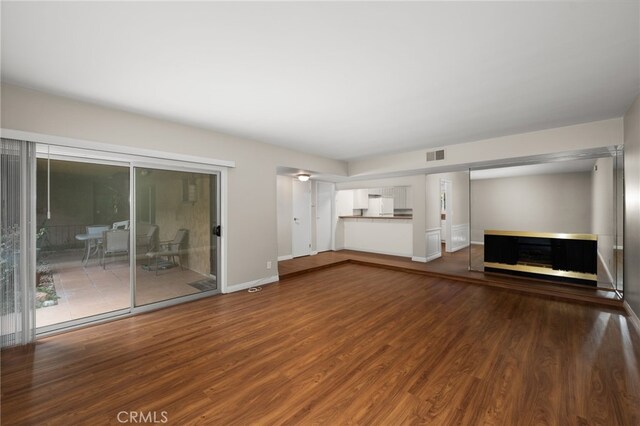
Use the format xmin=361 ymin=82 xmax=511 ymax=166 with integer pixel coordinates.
xmin=36 ymin=249 xmax=214 ymax=328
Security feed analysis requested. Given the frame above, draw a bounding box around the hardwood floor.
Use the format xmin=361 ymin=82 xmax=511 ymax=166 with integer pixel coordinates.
xmin=2 ymin=264 xmax=640 ymax=425
xmin=279 ymin=249 xmax=623 ymax=307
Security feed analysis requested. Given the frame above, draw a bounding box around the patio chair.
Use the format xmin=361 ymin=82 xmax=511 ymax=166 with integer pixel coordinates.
xmin=137 ymin=224 xmax=159 ymax=254
xmin=146 ymin=229 xmax=189 ymax=275
xmin=101 ymin=229 xmax=130 ymax=269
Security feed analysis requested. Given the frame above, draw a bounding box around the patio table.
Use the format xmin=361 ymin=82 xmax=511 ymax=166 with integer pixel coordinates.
xmin=75 ymin=225 xmax=109 ymax=265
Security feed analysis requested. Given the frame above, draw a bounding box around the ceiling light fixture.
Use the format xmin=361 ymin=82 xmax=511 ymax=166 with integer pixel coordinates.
xmin=297 ymin=173 xmax=310 ymax=182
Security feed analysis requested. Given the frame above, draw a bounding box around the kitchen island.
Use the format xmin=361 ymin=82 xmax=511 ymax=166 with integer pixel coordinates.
xmin=338 ymin=216 xmax=413 ymax=257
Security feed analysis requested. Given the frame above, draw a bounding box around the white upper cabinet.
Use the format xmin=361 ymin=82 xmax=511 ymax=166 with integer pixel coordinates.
xmin=353 ymin=188 xmax=369 ymax=209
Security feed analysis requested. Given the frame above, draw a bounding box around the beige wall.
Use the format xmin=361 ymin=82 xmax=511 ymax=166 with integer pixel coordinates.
xmin=349 ymin=118 xmax=623 ymax=177
xmin=470 ymin=172 xmax=592 ymax=243
xmin=276 ymin=175 xmax=293 ymax=258
xmin=1 ymin=84 xmax=348 ymax=289
xmin=425 ymin=171 xmax=469 ymax=230
xmin=624 ymin=94 xmax=640 ymax=316
xmin=336 ymin=175 xmax=426 ymax=258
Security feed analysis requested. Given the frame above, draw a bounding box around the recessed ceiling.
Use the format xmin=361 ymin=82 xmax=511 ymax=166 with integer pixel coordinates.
xmin=2 ymin=2 xmax=638 ymax=161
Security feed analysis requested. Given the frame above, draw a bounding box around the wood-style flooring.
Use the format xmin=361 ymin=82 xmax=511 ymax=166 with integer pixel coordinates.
xmin=2 ymin=263 xmax=639 ymax=425
xmin=279 ymin=248 xmax=623 ymax=307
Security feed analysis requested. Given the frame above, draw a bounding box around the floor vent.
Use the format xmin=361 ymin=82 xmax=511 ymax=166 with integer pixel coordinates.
xmin=426 ymin=149 xmax=445 ymax=162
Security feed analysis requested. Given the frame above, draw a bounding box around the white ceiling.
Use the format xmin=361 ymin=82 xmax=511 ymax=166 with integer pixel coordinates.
xmin=2 ymin=2 xmax=638 ymax=161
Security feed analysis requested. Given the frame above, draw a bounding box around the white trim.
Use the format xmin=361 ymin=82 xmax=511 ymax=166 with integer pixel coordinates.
xmin=425 ymin=228 xmax=442 ymax=263
xmin=597 ymin=250 xmax=615 ymax=287
xmin=471 ymin=240 xmax=485 ymax=245
xmin=278 ymin=254 xmax=293 ymax=261
xmin=624 ymin=302 xmax=640 ymax=339
xmin=2 ymin=128 xmax=236 ymax=168
xmin=310 ymin=251 xmax=319 ymax=256
xmin=449 ymin=223 xmax=470 ymax=253
xmin=224 ymin=275 xmax=279 ymax=293
xmin=411 ymin=256 xmax=427 ymax=263
xmin=615 ymin=245 xmax=624 ymax=250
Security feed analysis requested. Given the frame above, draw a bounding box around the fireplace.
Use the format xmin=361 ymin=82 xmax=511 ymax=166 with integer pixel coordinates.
xmin=483 ymin=230 xmax=597 ymax=285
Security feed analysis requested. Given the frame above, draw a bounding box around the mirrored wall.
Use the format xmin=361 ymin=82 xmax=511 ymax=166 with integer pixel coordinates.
xmin=469 ymin=148 xmax=623 ymax=295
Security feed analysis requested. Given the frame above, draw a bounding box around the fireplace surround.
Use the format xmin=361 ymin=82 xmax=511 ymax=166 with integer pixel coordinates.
xmin=483 ymin=230 xmax=598 ymax=285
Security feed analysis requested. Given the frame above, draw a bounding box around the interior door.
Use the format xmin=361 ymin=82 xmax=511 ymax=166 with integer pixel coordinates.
xmin=292 ymin=179 xmax=312 ymax=257
xmin=316 ymin=181 xmax=332 ymax=252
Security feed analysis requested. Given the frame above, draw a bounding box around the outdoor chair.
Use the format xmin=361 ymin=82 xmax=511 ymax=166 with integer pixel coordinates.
xmin=146 ymin=228 xmax=189 ymax=275
xmin=101 ymin=229 xmax=130 ymax=269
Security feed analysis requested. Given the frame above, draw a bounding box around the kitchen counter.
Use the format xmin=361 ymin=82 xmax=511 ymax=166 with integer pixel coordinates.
xmin=339 ymin=216 xmax=412 ymax=220
xmin=337 ymin=216 xmax=413 ymax=257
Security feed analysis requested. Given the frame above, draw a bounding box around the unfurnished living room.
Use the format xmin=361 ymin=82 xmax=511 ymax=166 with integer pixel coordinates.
xmin=1 ymin=1 xmax=640 ymax=425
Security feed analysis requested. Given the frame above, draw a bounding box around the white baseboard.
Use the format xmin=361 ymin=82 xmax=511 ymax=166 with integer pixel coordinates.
xmin=624 ymin=301 xmax=640 ymax=338
xmin=425 ymin=252 xmax=442 ymax=262
xmin=310 ymin=251 xmax=318 ymax=256
xmin=597 ymin=250 xmax=615 ymax=286
xmin=277 ymin=255 xmax=293 ymax=261
xmin=470 ymin=241 xmax=484 ymax=246
xmin=411 ymin=256 xmax=427 ymax=263
xmin=225 ymin=275 xmax=279 ymax=293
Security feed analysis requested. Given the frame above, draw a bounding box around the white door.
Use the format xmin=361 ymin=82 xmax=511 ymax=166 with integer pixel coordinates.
xmin=316 ymin=181 xmax=333 ymax=252
xmin=292 ymin=179 xmax=312 ymax=257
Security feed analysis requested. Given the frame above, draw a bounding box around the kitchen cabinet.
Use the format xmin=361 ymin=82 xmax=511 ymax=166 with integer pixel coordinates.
xmin=367 ymin=197 xmax=394 ymax=216
xmin=353 ymin=189 xmax=369 ymax=209
xmin=391 ymin=187 xmax=412 ymax=209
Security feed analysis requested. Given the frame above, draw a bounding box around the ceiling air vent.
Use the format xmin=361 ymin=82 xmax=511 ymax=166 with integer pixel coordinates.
xmin=426 ymin=149 xmax=445 ymax=162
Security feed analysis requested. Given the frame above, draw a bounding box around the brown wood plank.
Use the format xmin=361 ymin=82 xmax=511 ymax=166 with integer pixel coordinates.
xmin=2 ymin=263 xmax=639 ymax=425
xmin=280 ymin=249 xmax=624 ymax=308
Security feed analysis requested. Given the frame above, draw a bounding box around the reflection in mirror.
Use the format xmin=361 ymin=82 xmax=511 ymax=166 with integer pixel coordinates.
xmin=424 ymin=171 xmax=470 ymax=274
xmin=469 ymin=150 xmax=623 ymax=295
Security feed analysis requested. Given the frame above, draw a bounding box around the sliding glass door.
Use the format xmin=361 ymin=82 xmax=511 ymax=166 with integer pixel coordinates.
xmin=133 ymin=166 xmax=220 ymax=307
xmin=30 ymin=144 xmax=223 ymax=333
xmin=35 ymin=157 xmax=131 ymax=329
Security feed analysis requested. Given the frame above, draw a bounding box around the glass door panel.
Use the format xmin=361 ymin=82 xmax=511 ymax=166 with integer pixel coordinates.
xmin=134 ymin=167 xmax=219 ymax=306
xmin=35 ymin=158 xmax=131 ymax=328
